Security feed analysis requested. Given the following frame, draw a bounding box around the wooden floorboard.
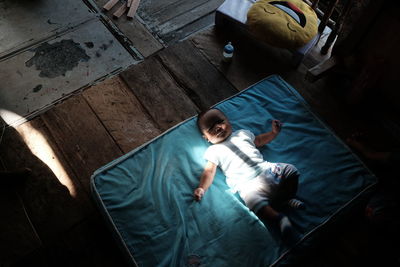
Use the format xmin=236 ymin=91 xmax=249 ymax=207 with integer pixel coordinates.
xmin=93 ymin=0 xmax=163 ymax=58
xmin=138 ymin=0 xmax=180 ymax=17
xmin=136 ymin=0 xmax=221 ymax=44
xmin=40 ymin=95 xmax=123 ymax=194
xmin=151 ymin=0 xmax=209 ymax=26
xmin=162 ymin=13 xmax=215 ymax=44
xmin=120 ymin=56 xmax=199 ymax=131
xmin=107 ymin=16 xmax=163 ymax=58
xmin=156 ymin=0 xmax=223 ymax=38
xmin=191 ymin=26 xmax=294 ymax=90
xmin=156 ymin=40 xmax=238 ymax=110
xmin=83 ymin=76 xmax=162 ymax=153
xmin=0 ymin=118 xmax=92 ymax=245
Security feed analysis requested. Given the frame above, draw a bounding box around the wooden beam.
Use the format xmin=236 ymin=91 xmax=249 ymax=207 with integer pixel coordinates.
xmin=103 ymin=0 xmax=119 ymax=11
xmin=156 ymin=0 xmax=221 ymax=38
xmin=113 ymin=3 xmax=128 ymax=18
xmin=127 ymin=0 xmax=140 ymax=19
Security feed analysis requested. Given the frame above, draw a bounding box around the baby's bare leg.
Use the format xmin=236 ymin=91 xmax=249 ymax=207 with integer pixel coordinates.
xmin=257 ymin=204 xmax=300 ymax=244
xmin=257 ymin=205 xmax=291 ymax=234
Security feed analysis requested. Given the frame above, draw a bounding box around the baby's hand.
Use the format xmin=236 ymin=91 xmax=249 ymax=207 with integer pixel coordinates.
xmin=194 ymin=187 xmax=205 ymax=201
xmin=272 ymin=119 xmax=282 ymax=134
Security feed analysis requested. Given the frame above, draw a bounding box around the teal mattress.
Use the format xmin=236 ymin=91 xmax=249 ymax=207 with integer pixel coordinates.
xmin=91 ymin=75 xmax=377 ymax=266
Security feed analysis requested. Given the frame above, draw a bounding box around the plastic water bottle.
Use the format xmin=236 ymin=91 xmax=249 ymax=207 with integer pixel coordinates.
xmin=222 ymin=42 xmax=234 ymax=62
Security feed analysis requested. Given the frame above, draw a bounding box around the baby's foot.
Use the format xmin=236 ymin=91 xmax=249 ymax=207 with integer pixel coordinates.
xmin=278 ymin=214 xmax=302 ymax=245
xmin=278 ymin=215 xmax=292 ymax=233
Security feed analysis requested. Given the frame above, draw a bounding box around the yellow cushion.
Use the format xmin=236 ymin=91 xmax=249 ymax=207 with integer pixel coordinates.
xmin=247 ymin=0 xmax=318 ymax=49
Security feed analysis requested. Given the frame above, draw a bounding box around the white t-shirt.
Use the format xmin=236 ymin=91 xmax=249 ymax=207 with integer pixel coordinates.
xmin=204 ymin=129 xmax=273 ymax=191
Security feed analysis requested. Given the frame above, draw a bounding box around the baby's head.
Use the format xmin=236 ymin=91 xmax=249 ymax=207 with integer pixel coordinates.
xmin=197 ymin=109 xmax=232 ymax=144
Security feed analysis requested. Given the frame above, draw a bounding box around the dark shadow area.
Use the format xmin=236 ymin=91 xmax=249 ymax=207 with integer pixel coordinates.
xmin=0 ymin=118 xmax=126 ymax=266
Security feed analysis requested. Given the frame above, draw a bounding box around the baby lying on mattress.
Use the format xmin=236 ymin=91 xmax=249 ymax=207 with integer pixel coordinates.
xmin=193 ymin=108 xmax=303 ymax=242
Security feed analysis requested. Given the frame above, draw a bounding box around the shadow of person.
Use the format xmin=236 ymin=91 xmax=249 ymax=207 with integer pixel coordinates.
xmin=0 ymin=116 xmax=128 ymax=267
xmin=0 ymin=117 xmax=87 ymax=266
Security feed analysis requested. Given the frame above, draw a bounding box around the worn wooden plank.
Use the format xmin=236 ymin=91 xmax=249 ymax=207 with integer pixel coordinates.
xmin=103 ymin=0 xmax=119 ymax=11
xmin=127 ymin=0 xmax=140 ymax=18
xmin=83 ymin=76 xmax=161 ymax=153
xmin=120 ymin=57 xmax=199 ymax=131
xmin=137 ymin=0 xmax=180 ymax=18
xmin=151 ymin=0 xmax=209 ymax=26
xmin=94 ymin=0 xmax=163 ymax=57
xmin=113 ymin=17 xmax=163 ymax=58
xmin=41 ymin=95 xmax=123 ymax=193
xmin=113 ymin=3 xmax=128 ymax=18
xmin=156 ymin=0 xmax=223 ymax=38
xmin=190 ymin=26 xmax=293 ymax=90
xmin=162 ymin=12 xmax=215 ymax=45
xmin=0 ymin=118 xmax=92 ymax=244
xmin=156 ymin=40 xmax=238 ymax=110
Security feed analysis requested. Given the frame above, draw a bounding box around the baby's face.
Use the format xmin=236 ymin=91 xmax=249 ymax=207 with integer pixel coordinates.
xmin=199 ymin=109 xmax=232 ymax=144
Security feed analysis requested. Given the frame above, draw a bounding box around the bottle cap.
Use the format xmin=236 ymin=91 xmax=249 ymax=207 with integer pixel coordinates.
xmin=224 ymin=42 xmax=234 ymax=53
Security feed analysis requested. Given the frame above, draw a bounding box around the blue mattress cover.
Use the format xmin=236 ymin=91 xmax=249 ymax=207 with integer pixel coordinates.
xmin=91 ymin=75 xmax=377 ymax=266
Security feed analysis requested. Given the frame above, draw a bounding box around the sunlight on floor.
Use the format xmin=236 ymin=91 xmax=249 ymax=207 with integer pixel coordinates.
xmin=1 ymin=110 xmax=77 ymax=197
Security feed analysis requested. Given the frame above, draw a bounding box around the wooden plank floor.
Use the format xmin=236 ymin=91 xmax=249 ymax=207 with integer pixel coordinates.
xmin=136 ymin=0 xmax=224 ymax=44
xmin=0 ymin=25 xmax=391 ymax=266
xmin=92 ymin=0 xmax=163 ymax=58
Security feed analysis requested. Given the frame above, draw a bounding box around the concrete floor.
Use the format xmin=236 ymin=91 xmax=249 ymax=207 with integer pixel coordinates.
xmin=0 ymin=0 xmax=231 ymax=127
xmin=0 ymin=0 xmax=140 ymax=127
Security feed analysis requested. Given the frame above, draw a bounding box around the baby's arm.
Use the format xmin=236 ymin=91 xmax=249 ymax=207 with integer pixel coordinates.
xmin=194 ymin=161 xmax=217 ymax=201
xmin=254 ymin=119 xmax=282 ymax=147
